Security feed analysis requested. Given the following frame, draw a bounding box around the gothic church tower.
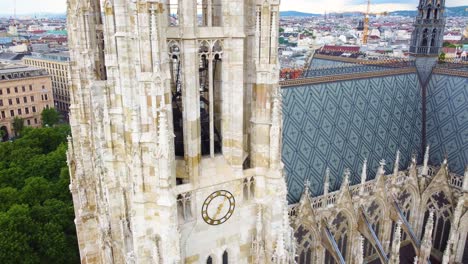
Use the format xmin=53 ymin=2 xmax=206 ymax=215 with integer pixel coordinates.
xmin=409 ymin=0 xmax=446 ymax=151
xmin=66 ymin=0 xmax=293 ymax=263
xmin=410 ymin=0 xmax=446 ymax=84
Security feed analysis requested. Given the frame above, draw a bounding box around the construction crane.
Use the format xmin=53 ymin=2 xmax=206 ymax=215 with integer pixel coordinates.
xmin=362 ymin=0 xmax=371 ymax=44
xmin=361 ymin=0 xmax=388 ymax=45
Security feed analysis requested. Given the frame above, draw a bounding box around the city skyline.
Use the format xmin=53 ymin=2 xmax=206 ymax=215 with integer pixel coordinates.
xmin=0 ymin=0 xmax=466 ymax=15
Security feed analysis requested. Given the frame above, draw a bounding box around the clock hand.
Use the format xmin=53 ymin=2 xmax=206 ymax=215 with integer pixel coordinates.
xmin=213 ymin=196 xmax=228 ymax=220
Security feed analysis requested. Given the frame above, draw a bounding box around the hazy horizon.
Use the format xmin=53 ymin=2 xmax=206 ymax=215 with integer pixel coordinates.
xmin=0 ymin=0 xmax=466 ymax=16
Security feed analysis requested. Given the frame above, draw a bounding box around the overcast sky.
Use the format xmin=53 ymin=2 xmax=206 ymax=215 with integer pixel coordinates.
xmin=0 ymin=0 xmax=466 ymax=15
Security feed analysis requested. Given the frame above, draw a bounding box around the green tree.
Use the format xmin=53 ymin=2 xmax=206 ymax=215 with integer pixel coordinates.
xmin=41 ymin=108 xmax=60 ymax=127
xmin=20 ymin=177 xmax=52 ymax=205
xmin=439 ymin=52 xmax=446 ymax=62
xmin=0 ymin=125 xmax=80 ymax=263
xmin=0 ymin=187 xmax=18 ymax=211
xmin=12 ymin=117 xmax=24 ymax=137
xmin=0 ymin=129 xmax=5 ymax=141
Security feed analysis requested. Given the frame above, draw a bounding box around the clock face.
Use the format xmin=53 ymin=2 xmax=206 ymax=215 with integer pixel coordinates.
xmin=201 ymin=190 xmax=235 ymax=225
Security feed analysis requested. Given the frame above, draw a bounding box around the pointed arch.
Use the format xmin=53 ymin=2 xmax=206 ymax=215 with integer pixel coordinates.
xmin=294 ymin=223 xmax=319 ymax=264
xmin=421 ymin=190 xmax=453 ymax=252
xmin=431 ymin=28 xmax=437 ymax=47
xmin=421 ymin=28 xmax=429 ymax=47
xmin=363 ymin=199 xmax=385 ymax=258
xmin=222 ymin=250 xmax=228 ymax=264
xmin=328 ymin=210 xmax=354 ymax=262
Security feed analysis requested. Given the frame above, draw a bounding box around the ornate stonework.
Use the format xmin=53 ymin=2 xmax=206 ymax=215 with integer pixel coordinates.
xmin=67 ymin=0 xmax=293 ymax=263
xmin=289 ymin=150 xmax=468 ymax=264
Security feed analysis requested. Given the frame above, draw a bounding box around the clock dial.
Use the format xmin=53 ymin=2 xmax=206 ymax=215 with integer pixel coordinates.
xmin=201 ymin=190 xmax=235 ymax=225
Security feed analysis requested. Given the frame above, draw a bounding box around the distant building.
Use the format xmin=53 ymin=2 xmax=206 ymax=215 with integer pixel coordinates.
xmin=23 ymin=52 xmax=70 ymax=119
xmin=0 ymin=63 xmax=53 ymax=140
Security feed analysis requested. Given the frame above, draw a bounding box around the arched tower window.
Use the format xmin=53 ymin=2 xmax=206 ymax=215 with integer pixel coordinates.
xmin=294 ymin=225 xmax=315 ymax=264
xmin=325 ymin=212 xmax=350 ymax=263
xmin=207 ymin=256 xmax=213 ymax=264
xmin=222 ymin=251 xmax=228 ymax=264
xmin=421 ymin=28 xmax=429 ymax=47
xmin=395 ymin=189 xmax=413 ymax=241
xmin=242 ymin=177 xmax=255 ymax=201
xmin=177 ymin=192 xmax=193 ymax=223
xmin=198 ymin=40 xmax=223 ymax=157
xmin=426 ymin=7 xmax=432 ymax=19
xmin=197 ymin=0 xmax=222 ymax=27
xmin=168 ymin=0 xmax=179 ymax=26
xmin=422 ymin=191 xmax=452 ymax=252
xmin=431 ymin=28 xmax=437 ymax=47
xmin=168 ymin=41 xmax=184 ymax=159
xmin=364 ymin=200 xmax=383 ymax=258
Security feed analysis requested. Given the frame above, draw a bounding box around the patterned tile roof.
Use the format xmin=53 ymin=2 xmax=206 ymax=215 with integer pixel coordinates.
xmin=427 ymin=73 xmax=468 ymax=175
xmin=282 ymin=73 xmax=423 ymax=203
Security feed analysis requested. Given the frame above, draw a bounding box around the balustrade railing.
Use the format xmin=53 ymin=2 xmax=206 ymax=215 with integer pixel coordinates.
xmin=415 ymin=18 xmax=445 ymax=25
xmin=289 ymin=165 xmax=464 ymax=216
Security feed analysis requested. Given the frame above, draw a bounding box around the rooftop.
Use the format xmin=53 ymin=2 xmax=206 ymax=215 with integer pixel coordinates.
xmin=0 ymin=63 xmax=49 ymax=80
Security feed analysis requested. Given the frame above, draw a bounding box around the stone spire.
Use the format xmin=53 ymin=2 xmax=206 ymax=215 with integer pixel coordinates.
xmin=390 ymin=221 xmax=402 ymax=264
xmin=300 ymin=179 xmax=311 ymax=206
xmin=419 ymin=211 xmax=434 ymax=263
xmin=422 ymin=145 xmax=430 ymax=176
xmin=341 ymin=168 xmax=350 ymax=190
xmin=420 ymin=146 xmax=430 ymax=191
xmin=324 ymin=168 xmax=330 ymax=196
xmin=393 ymin=151 xmax=400 ymax=175
xmin=411 ymin=152 xmax=417 ymax=168
xmin=359 ymin=159 xmax=367 ymax=196
xmin=272 ymin=227 xmax=290 ymax=264
xmin=252 ymin=205 xmax=265 ymax=264
xmin=376 ymin=159 xmax=386 ymax=182
xmin=393 ymin=150 xmax=400 ymax=180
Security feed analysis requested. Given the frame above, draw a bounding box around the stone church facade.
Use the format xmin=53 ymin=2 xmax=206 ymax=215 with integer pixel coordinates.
xmin=66 ymin=0 xmax=294 ymax=263
xmin=66 ymin=0 xmax=468 ymax=264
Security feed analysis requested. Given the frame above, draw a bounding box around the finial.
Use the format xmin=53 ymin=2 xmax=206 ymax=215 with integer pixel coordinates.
xmin=443 ymin=152 xmax=448 ymax=165
xmin=361 ymin=159 xmax=367 ymax=184
xmin=324 ymin=168 xmax=330 ymax=196
xmin=393 ymin=150 xmax=400 ymax=176
xmin=340 ymin=168 xmax=350 ymax=191
xmin=304 ymin=178 xmax=311 ymax=191
xmin=422 ymin=145 xmax=430 ymax=175
xmin=411 ymin=151 xmax=417 ymax=165
xmin=360 ymin=159 xmax=367 ymax=196
xmin=300 ymin=178 xmax=311 ymax=202
xmin=376 ymin=159 xmax=386 ymax=179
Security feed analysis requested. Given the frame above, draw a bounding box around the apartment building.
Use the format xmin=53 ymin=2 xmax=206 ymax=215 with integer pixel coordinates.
xmin=0 ymin=63 xmax=53 ymax=140
xmin=23 ymin=52 xmax=70 ymax=119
